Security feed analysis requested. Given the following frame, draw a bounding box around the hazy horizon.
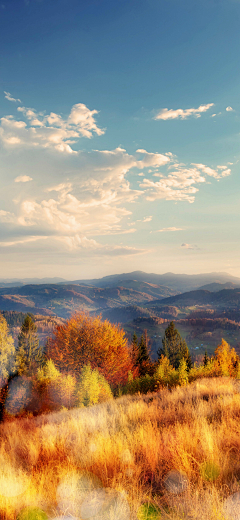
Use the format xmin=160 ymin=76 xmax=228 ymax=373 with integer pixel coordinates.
xmin=1 ymin=269 xmax=240 ymax=284
xmin=1 ymin=0 xmax=239 ymax=279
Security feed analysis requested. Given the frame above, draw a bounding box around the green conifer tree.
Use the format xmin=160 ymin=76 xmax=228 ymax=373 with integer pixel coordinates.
xmin=203 ymin=350 xmax=209 ymax=367
xmin=135 ymin=330 xmax=151 ymax=376
xmin=17 ymin=315 xmax=43 ymax=376
xmin=157 ymin=321 xmax=192 ymax=370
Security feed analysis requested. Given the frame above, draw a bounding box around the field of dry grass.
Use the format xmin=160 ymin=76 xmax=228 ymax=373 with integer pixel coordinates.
xmin=1 ymin=377 xmax=240 ymax=519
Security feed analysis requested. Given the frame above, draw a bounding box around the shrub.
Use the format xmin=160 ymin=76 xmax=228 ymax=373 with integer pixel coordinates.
xmin=36 ymin=359 xmax=76 ymax=412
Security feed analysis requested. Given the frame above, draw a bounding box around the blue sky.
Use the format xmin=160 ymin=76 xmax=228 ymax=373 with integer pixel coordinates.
xmin=0 ymin=0 xmax=239 ymax=279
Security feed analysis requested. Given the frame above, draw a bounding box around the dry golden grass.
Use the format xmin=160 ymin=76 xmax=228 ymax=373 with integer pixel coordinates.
xmin=1 ymin=377 xmax=240 ymax=519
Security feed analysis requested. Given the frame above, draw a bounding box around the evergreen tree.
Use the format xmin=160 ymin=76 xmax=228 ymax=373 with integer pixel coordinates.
xmin=203 ymin=350 xmax=209 ymax=367
xmin=136 ymin=333 xmax=150 ymax=366
xmin=135 ymin=330 xmax=152 ymax=376
xmin=157 ymin=321 xmax=192 ymax=370
xmin=17 ymin=315 xmax=43 ymax=376
xmin=131 ymin=331 xmax=139 ymax=363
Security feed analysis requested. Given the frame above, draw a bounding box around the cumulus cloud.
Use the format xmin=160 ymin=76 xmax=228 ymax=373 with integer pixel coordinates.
xmin=0 ymin=100 xmax=105 ymax=153
xmin=0 ymin=97 xmax=233 ymax=261
xmin=4 ymin=91 xmax=21 ymax=103
xmin=154 ymin=103 xmax=214 ymax=120
xmin=140 ymin=161 xmax=231 ymax=203
xmin=157 ymin=227 xmax=183 ymax=232
xmin=139 ymin=166 xmax=205 ymax=203
xmin=226 ymin=106 xmax=234 ymax=112
xmin=136 ymin=149 xmax=170 ymax=167
xmin=15 ymin=175 xmax=33 ymax=183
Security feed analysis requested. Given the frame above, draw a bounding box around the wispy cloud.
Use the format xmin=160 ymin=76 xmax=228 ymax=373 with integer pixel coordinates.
xmin=157 ymin=227 xmax=183 ymax=232
xmin=181 ymin=243 xmax=200 ymax=250
xmin=0 ymin=210 xmax=15 ymax=223
xmin=4 ymin=91 xmax=21 ymax=103
xmin=154 ymin=103 xmax=214 ymax=120
xmin=137 ymin=216 xmax=152 ymax=223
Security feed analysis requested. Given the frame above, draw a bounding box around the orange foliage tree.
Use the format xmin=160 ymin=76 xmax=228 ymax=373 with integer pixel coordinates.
xmin=46 ymin=312 xmax=134 ymax=386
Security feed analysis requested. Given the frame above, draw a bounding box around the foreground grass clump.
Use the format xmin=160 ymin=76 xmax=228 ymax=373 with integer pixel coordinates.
xmin=1 ymin=377 xmax=240 ymax=519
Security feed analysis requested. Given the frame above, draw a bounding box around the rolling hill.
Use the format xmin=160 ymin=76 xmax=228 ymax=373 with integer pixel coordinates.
xmin=0 ymin=283 xmax=170 ymax=318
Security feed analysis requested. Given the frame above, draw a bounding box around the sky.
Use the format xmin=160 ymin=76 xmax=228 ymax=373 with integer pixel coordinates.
xmin=0 ymin=0 xmax=240 ymax=280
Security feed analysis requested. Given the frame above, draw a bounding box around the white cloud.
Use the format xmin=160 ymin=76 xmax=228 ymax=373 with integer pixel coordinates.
xmin=140 ymin=161 xmax=231 ymax=203
xmin=4 ymin=91 xmax=21 ymax=103
xmin=154 ymin=103 xmax=214 ymax=121
xmin=0 ymin=100 xmax=105 ymax=154
xmin=191 ymin=163 xmax=231 ymax=179
xmin=0 ymin=233 xmax=145 ymax=256
xmin=226 ymin=106 xmax=234 ymax=112
xmin=15 ymin=175 xmax=33 ymax=183
xmin=140 ymin=166 xmax=205 ymax=203
xmin=136 ymin=149 xmax=170 ymax=168
xmin=0 ymin=236 xmax=48 ymax=247
xmin=0 ymin=98 xmax=233 ymax=260
xmin=157 ymin=227 xmax=183 ymax=232
xmin=0 ymin=210 xmax=15 ymax=223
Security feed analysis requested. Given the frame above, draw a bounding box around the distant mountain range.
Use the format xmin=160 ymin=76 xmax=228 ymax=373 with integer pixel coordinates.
xmin=62 ymin=270 xmax=240 ymax=293
xmin=0 ymin=277 xmax=66 ymax=288
xmin=0 ymin=271 xmax=239 ymax=318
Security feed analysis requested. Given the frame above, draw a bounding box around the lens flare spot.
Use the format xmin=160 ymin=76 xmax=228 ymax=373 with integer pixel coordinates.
xmin=164 ymin=470 xmax=189 ymax=494
xmin=120 ymin=449 xmax=133 ymax=465
xmin=56 ymin=471 xmax=102 ymax=516
xmin=80 ymin=488 xmax=108 ymax=519
xmin=223 ymin=492 xmax=240 ymax=520
xmin=5 ymin=376 xmax=32 ymax=415
xmin=0 ymin=462 xmax=30 ymax=498
xmin=91 ymin=488 xmax=130 ymax=520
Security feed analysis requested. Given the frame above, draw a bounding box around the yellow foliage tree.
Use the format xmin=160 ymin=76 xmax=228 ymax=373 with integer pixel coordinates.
xmin=0 ymin=314 xmax=16 ymax=384
xmin=154 ymin=355 xmax=177 ymax=388
xmin=214 ymin=339 xmax=238 ymax=377
xmin=77 ymin=363 xmax=113 ymax=407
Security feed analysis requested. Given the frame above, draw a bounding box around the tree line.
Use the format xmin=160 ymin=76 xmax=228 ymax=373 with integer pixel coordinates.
xmin=0 ymin=312 xmax=239 ymax=420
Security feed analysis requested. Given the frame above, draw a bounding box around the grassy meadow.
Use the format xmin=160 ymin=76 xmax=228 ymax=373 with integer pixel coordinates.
xmin=1 ymin=377 xmax=240 ymax=519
